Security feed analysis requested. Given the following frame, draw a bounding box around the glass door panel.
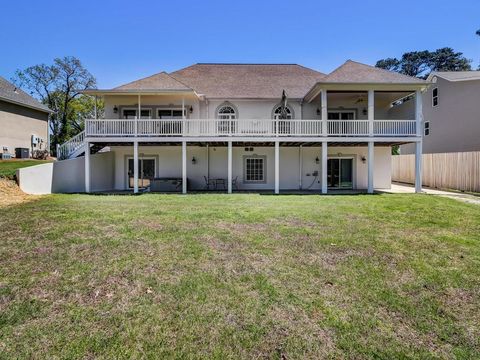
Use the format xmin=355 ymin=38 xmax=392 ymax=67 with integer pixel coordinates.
xmin=339 ymin=159 xmax=353 ymax=188
xmin=327 ymin=159 xmax=339 ymax=188
xmin=128 ymin=159 xmax=155 ymax=189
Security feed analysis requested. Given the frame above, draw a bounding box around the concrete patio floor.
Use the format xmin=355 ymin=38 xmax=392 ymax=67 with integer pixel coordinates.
xmin=381 ymin=183 xmax=480 ymax=205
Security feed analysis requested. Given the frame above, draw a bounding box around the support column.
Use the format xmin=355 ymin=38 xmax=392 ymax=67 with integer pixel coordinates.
xmin=227 ymin=141 xmax=232 ymax=193
xmin=321 ymin=142 xmax=328 ymax=194
xmin=136 ymin=94 xmax=141 ymax=136
xmin=415 ymin=90 xmax=423 ymax=193
xmin=415 ymin=141 xmax=423 ymax=193
xmin=368 ymin=90 xmax=374 ymax=136
xmin=182 ymin=141 xmax=187 ymax=194
xmin=299 ymin=145 xmax=303 ymax=189
xmin=274 ymin=141 xmax=280 ymax=194
xmin=368 ymin=141 xmax=374 ymax=194
xmin=133 ymin=141 xmax=139 ymax=194
xmin=85 ymin=141 xmax=90 ymax=193
xmin=321 ymin=89 xmax=328 ymax=136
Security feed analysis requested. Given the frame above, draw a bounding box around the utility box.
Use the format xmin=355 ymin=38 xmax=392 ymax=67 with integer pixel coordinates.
xmin=15 ymin=148 xmax=30 ymax=159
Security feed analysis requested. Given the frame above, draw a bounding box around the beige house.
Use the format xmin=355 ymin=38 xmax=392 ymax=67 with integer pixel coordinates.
xmin=401 ymin=71 xmax=480 ymax=154
xmin=0 ymin=76 xmax=51 ymax=157
xmin=18 ymin=61 xmax=429 ymax=195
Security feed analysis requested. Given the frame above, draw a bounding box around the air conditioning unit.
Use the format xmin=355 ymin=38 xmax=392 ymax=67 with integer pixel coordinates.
xmin=31 ymin=135 xmax=41 ymax=145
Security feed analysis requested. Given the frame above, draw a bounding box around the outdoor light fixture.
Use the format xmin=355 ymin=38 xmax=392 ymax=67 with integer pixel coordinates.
xmin=113 ymin=105 xmax=118 ymax=114
xmin=189 ymin=105 xmax=193 ymax=114
xmin=315 ymin=156 xmax=320 ymax=164
xmin=316 ymin=108 xmax=321 ymax=116
xmin=362 ymin=108 xmax=367 ymax=116
xmin=192 ymin=156 xmax=197 ymax=165
xmin=361 ymin=156 xmax=366 ymax=164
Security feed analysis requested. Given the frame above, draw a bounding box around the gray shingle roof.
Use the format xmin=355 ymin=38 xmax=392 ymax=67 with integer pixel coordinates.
xmin=428 ymin=71 xmax=480 ymax=82
xmin=114 ymin=72 xmax=193 ymax=91
xmin=0 ymin=76 xmax=51 ymax=113
xmin=321 ymin=60 xmax=426 ymax=84
xmin=169 ymin=63 xmax=326 ymax=99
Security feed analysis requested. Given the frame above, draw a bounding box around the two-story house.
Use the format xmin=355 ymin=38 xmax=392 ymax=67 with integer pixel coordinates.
xmin=19 ymin=60 xmax=428 ymax=194
xmin=401 ymin=71 xmax=480 ymax=154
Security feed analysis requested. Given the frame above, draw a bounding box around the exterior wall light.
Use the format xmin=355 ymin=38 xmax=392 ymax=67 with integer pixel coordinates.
xmin=113 ymin=105 xmax=118 ymax=114
xmin=192 ymin=156 xmax=197 ymax=165
xmin=361 ymin=156 xmax=366 ymax=164
xmin=362 ymin=108 xmax=367 ymax=116
xmin=315 ymin=156 xmax=320 ymax=164
xmin=316 ymin=108 xmax=321 ymax=116
xmin=189 ymin=106 xmax=193 ymax=114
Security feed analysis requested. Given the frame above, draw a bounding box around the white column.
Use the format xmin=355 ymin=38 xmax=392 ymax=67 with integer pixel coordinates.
xmin=415 ymin=90 xmax=423 ymax=136
xmin=299 ymin=145 xmax=303 ymax=189
xmin=206 ymin=144 xmax=210 ymax=180
xmin=321 ymin=142 xmax=328 ymax=194
xmin=415 ymin=141 xmax=423 ymax=193
xmin=415 ymin=90 xmax=423 ymax=193
xmin=274 ymin=141 xmax=280 ymax=194
xmin=182 ymin=141 xmax=187 ymax=194
xmin=227 ymin=141 xmax=232 ymax=193
xmin=368 ymin=90 xmax=374 ymax=136
xmin=321 ymin=90 xmax=328 ymax=136
xmin=133 ymin=141 xmax=139 ymax=194
xmin=368 ymin=141 xmax=374 ymax=194
xmin=136 ymin=94 xmax=141 ymax=136
xmin=182 ymin=97 xmax=185 ymax=119
xmin=84 ymin=141 xmax=90 ymax=193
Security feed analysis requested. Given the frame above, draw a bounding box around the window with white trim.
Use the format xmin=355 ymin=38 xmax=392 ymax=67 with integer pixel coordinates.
xmin=424 ymin=121 xmax=430 ymax=136
xmin=327 ymin=110 xmax=355 ymax=120
xmin=122 ymin=108 xmax=152 ymax=119
xmin=216 ymin=104 xmax=237 ymax=133
xmin=273 ymin=105 xmax=293 ymax=119
xmin=244 ymin=156 xmax=265 ymax=182
xmin=432 ymin=88 xmax=438 ymax=107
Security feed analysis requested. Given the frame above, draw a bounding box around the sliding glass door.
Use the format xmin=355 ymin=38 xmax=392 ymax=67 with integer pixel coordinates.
xmin=128 ymin=158 xmax=155 ymax=189
xmin=327 ymin=158 xmax=353 ymax=189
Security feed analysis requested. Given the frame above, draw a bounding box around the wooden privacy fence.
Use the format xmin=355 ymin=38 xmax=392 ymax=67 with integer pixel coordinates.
xmin=392 ymin=152 xmax=480 ymax=192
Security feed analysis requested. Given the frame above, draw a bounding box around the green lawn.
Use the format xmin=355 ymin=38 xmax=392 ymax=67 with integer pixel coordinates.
xmin=0 ymin=160 xmax=52 ymax=179
xmin=0 ymin=193 xmax=479 ymax=359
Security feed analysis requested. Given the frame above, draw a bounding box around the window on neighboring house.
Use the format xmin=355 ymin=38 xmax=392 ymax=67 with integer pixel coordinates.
xmin=122 ymin=108 xmax=152 ymax=119
xmin=432 ymin=88 xmax=438 ymax=107
xmin=327 ymin=111 xmax=355 ymax=120
xmin=244 ymin=156 xmax=265 ymax=182
xmin=424 ymin=121 xmax=430 ymax=136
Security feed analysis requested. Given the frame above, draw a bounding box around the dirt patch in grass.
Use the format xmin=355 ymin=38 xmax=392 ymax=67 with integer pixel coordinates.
xmin=0 ymin=179 xmax=40 ymax=208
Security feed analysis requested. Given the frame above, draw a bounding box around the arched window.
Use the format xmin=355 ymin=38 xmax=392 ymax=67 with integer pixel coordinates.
xmin=217 ymin=104 xmax=237 ymax=119
xmin=272 ymin=105 xmax=293 ymax=120
xmin=216 ymin=103 xmax=237 ymax=134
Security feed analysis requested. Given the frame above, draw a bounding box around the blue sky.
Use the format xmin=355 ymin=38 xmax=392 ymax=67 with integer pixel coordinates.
xmin=1 ymin=0 xmax=479 ymax=88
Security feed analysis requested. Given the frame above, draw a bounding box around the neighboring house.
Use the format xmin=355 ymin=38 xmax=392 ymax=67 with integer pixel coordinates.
xmin=19 ymin=60 xmax=428 ymax=194
xmin=0 ymin=76 xmax=51 ymax=157
xmin=401 ymin=71 xmax=480 ymax=154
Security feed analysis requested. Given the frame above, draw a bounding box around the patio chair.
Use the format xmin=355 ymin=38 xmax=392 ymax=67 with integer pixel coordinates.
xmin=204 ymin=176 xmax=215 ymax=190
xmin=232 ymin=176 xmax=239 ymax=190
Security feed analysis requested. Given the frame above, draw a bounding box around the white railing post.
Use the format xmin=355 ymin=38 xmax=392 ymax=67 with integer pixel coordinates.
xmin=321 ymin=90 xmax=328 ymax=136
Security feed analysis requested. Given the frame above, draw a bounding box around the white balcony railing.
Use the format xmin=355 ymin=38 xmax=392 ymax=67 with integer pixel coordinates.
xmin=85 ymin=119 xmax=417 ymax=138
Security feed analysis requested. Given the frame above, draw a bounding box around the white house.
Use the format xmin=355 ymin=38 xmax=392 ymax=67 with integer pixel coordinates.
xmin=18 ymin=61 xmax=428 ymax=194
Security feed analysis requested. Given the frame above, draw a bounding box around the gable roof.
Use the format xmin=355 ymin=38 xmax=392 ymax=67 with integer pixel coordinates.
xmin=0 ymin=76 xmax=51 ymax=113
xmin=321 ymin=60 xmax=426 ymax=84
xmin=427 ymin=71 xmax=480 ymax=82
xmin=169 ymin=63 xmax=326 ymax=99
xmin=114 ymin=71 xmax=193 ymax=91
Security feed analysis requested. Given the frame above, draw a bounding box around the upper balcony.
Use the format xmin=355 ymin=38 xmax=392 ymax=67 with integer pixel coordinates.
xmin=84 ymin=118 xmax=417 ymax=138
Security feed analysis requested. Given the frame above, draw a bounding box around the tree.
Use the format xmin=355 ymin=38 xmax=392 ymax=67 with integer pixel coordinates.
xmin=376 ymin=48 xmax=471 ymax=78
xmin=476 ymin=29 xmax=480 ymax=36
xmin=13 ymin=56 xmax=100 ymax=155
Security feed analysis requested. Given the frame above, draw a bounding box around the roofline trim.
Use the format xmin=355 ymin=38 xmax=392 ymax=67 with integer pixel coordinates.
xmin=0 ymin=95 xmax=53 ymax=114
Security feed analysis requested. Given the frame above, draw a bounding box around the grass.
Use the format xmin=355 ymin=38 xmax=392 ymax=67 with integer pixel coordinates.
xmin=0 ymin=192 xmax=479 ymax=358
xmin=0 ymin=160 xmax=52 ymax=179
